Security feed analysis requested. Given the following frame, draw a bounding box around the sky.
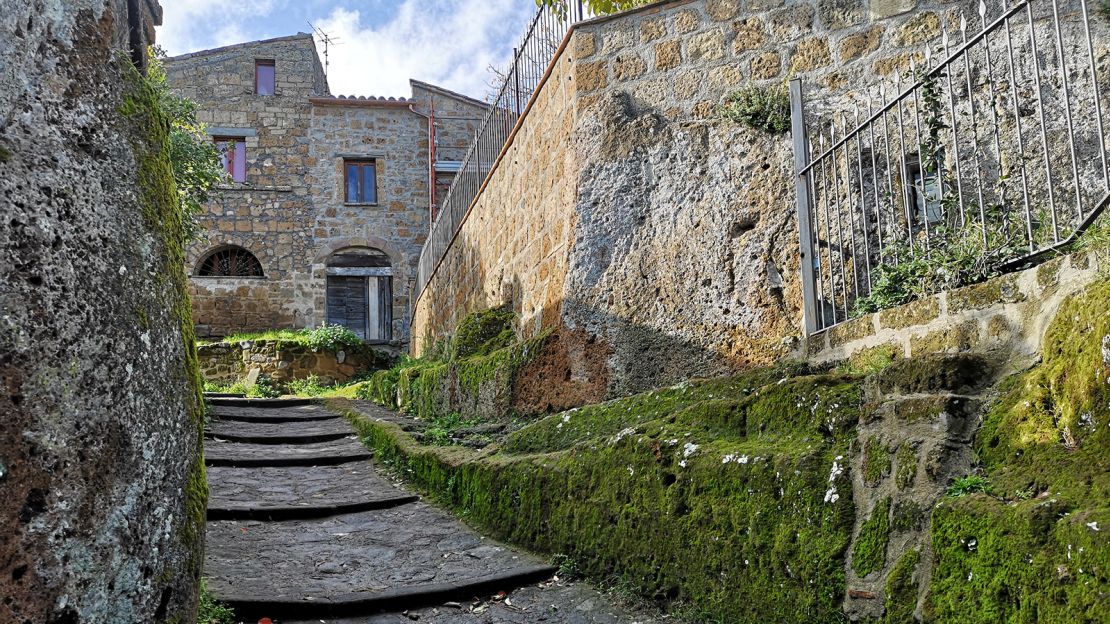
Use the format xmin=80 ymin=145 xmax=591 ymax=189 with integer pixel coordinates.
xmin=156 ymin=0 xmax=538 ymax=100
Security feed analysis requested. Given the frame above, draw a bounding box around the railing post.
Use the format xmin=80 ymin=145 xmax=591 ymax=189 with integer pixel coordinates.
xmin=790 ymin=79 xmax=820 ymax=336
xmin=512 ymin=48 xmax=522 ymax=116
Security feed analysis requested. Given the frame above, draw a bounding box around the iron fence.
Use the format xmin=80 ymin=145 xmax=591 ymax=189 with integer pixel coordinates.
xmin=416 ymin=2 xmax=591 ymax=297
xmin=791 ymin=0 xmax=1109 ymax=334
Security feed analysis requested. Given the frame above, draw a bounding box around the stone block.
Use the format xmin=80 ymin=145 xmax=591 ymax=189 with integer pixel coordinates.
xmin=674 ymin=10 xmax=702 ymax=34
xmin=892 ymin=12 xmax=941 ymax=46
xmin=870 ymin=0 xmax=918 ymax=19
xmin=947 ymin=275 xmax=1025 ymax=312
xmin=732 ymin=18 xmax=768 ymax=53
xmin=878 ymin=296 xmax=940 ymax=330
xmin=751 ymin=51 xmax=783 ymax=80
xmin=909 ymin=320 xmax=980 ymax=355
xmin=675 ymin=70 xmax=705 ymax=101
xmin=707 ymin=0 xmax=742 ymax=21
xmin=839 ymin=26 xmax=884 ymax=62
xmin=576 ymin=61 xmax=609 ymax=92
xmin=574 ymin=32 xmax=597 ymax=58
xmin=828 ymin=315 xmax=875 ymax=347
xmin=613 ymin=53 xmax=648 ymax=81
xmin=873 ymin=51 xmax=924 ymax=75
xmin=791 ymin=37 xmax=832 ymax=72
xmin=655 ymin=40 xmax=683 ymax=71
xmin=770 ymin=5 xmax=816 ymax=39
xmin=641 ymin=18 xmax=666 ymax=42
xmin=688 ymin=29 xmax=727 ymax=62
xmin=818 ymin=0 xmax=866 ymax=29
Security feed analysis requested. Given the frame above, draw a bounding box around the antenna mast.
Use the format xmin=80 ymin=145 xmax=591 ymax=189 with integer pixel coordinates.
xmin=308 ymin=22 xmax=341 ymax=77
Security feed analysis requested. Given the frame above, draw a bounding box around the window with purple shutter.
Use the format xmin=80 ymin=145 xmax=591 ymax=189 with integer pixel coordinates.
xmin=215 ymin=137 xmax=247 ymax=183
xmin=255 ymin=59 xmax=275 ymax=95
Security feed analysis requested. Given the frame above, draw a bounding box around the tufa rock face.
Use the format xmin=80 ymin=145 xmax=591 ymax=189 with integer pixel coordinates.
xmin=0 ymin=2 xmax=204 ymax=623
xmin=565 ymin=92 xmax=801 ymax=396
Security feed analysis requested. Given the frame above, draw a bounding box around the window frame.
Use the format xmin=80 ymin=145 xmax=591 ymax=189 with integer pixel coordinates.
xmin=214 ymin=136 xmax=247 ymax=183
xmin=344 ymin=159 xmax=379 ymax=205
xmin=194 ymin=246 xmax=265 ymax=278
xmin=255 ymin=59 xmax=276 ymax=96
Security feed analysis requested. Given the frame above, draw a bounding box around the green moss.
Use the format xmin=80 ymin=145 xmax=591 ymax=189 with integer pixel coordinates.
xmin=891 ymin=500 xmax=923 ymax=532
xmin=862 ymin=436 xmax=891 ymax=487
xmin=838 ymin=344 xmax=900 ymax=375
xmin=882 ymin=549 xmax=920 ymax=623
xmin=121 ymin=56 xmax=207 ymax=606
xmin=895 ymin=443 xmax=917 ymax=491
xmin=0 ymin=144 xmax=11 ymax=163
xmin=452 ymin=306 xmax=516 ymax=359
xmin=875 ymin=354 xmax=988 ymax=395
xmin=328 ymin=362 xmax=860 ymax=622
xmin=854 ymin=497 xmax=892 ymax=576
xmin=928 ymin=278 xmax=1110 ymax=622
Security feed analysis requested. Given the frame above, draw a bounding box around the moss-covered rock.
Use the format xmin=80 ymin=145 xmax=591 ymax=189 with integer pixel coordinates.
xmin=331 ymin=363 xmax=861 ymax=622
xmin=452 ymin=306 xmax=517 ymax=359
xmin=927 ymin=279 xmax=1110 ymax=622
xmin=854 ymin=497 xmax=892 ymax=576
xmin=882 ymin=548 xmax=920 ymax=623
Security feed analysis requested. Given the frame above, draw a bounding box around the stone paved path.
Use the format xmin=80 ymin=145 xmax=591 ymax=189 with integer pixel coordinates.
xmin=203 ymin=397 xmax=662 ymax=623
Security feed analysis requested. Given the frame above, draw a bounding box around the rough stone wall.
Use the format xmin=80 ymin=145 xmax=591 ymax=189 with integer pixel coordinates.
xmin=198 ymin=340 xmax=380 ymax=386
xmin=411 ymin=0 xmax=1110 ymax=398
xmin=0 ymin=1 xmax=206 ymax=622
xmin=164 ymin=38 xmax=487 ymax=342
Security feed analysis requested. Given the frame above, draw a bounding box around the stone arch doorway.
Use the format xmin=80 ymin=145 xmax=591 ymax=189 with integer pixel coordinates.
xmin=325 ymin=247 xmax=393 ymax=342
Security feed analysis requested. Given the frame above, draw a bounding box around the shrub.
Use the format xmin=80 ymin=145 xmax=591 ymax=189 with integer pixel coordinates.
xmin=196 ymin=579 xmax=235 ymax=624
xmin=304 ymin=324 xmax=363 ymax=351
xmin=720 ymin=84 xmax=791 ymax=134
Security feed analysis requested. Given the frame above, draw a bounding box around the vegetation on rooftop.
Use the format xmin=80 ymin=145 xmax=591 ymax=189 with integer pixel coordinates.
xmin=203 ymin=324 xmax=365 ymax=351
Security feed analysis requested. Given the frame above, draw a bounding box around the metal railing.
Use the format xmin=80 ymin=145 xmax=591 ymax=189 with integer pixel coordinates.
xmin=416 ymin=2 xmax=591 ymax=297
xmin=791 ymin=0 xmax=1109 ymax=334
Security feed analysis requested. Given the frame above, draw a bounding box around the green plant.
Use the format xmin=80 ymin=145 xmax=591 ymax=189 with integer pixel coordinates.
xmin=196 ymin=579 xmax=235 ymax=624
xmin=286 ymin=375 xmax=331 ymax=397
xmin=246 ymin=375 xmax=281 ymax=399
xmin=423 ymin=413 xmax=482 ymax=446
xmin=304 ymin=324 xmax=364 ymax=351
xmin=551 ymin=553 xmax=581 ymax=579
xmin=945 ymin=475 xmax=992 ymax=497
xmin=147 ymin=48 xmax=225 ymax=241
xmin=537 ymin=0 xmax=651 ymax=16
xmin=720 ymin=83 xmax=791 ymax=134
xmin=1100 ymin=0 xmax=1110 ymax=22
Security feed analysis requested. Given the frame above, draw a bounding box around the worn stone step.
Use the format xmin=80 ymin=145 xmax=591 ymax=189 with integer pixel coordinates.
xmin=211 ymin=404 xmax=341 ymax=423
xmin=207 ymin=464 xmax=417 ymax=521
xmin=206 ymin=397 xmax=315 ymax=408
xmin=206 ymin=418 xmax=355 ymax=445
xmin=204 ymin=504 xmax=558 ymax=620
xmin=205 ymin=437 xmax=372 ymax=468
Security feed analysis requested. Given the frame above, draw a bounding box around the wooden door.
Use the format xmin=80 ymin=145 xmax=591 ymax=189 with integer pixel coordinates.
xmin=326 ymin=276 xmax=369 ymax=339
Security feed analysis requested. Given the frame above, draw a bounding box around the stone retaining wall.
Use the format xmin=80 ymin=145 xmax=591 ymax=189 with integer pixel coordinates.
xmin=198 ymin=340 xmax=381 ymax=385
xmin=803 ymin=251 xmax=1105 ymax=369
xmin=411 ymin=0 xmax=1109 ymax=399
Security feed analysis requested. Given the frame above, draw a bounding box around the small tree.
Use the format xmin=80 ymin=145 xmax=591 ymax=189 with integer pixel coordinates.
xmin=147 ymin=46 xmax=225 ymax=240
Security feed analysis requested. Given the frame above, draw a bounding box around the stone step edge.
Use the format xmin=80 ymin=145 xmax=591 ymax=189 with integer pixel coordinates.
xmin=206 ymin=397 xmax=315 ymax=407
xmin=206 ymin=495 xmax=419 ymax=521
xmin=220 ymin=564 xmax=560 ymax=621
xmin=205 ymin=452 xmax=373 ymax=468
xmin=212 ymin=413 xmax=342 ymax=424
xmin=204 ymin=432 xmax=352 ymax=445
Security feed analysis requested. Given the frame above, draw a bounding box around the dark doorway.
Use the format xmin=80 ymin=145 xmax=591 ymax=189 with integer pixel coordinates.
xmin=325 ymin=249 xmax=393 ymax=341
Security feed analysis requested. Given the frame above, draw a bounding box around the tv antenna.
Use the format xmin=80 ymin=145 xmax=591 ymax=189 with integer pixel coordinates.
xmin=308 ymin=22 xmax=341 ymax=77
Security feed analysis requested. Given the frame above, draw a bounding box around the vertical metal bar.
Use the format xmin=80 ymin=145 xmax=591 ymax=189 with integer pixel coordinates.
xmin=1000 ymin=0 xmax=1034 ymax=250
xmin=790 ymin=80 xmax=821 ymax=335
xmin=853 ymin=105 xmax=873 ymax=293
xmin=894 ymin=72 xmax=914 ymax=248
xmin=961 ymin=13 xmax=989 ymax=243
xmin=942 ymin=27 xmax=966 ymax=227
xmin=910 ymin=56 xmax=930 ymax=244
xmin=1051 ymin=0 xmax=1083 ymax=223
xmin=1027 ymin=2 xmax=1058 ymax=242
xmin=840 ymin=114 xmax=861 ymax=300
xmin=512 ymin=47 xmax=522 ymax=116
xmin=880 ymin=85 xmax=899 ymax=257
xmin=809 ymin=134 xmax=829 ymax=329
xmin=818 ymin=132 xmax=837 ymax=325
xmin=867 ymin=93 xmax=884 ymax=257
xmin=1079 ymin=0 xmax=1109 ymax=192
xmin=980 ymin=0 xmax=1006 ymax=221
xmin=830 ymin=125 xmax=851 ymax=318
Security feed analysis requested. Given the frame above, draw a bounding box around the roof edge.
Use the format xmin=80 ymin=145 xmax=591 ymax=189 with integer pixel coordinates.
xmin=163 ymin=33 xmax=315 ymax=63
xmin=409 ymin=80 xmax=488 ymax=110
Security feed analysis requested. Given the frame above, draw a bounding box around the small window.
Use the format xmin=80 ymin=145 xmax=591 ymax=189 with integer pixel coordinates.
xmin=345 ymin=160 xmax=378 ymax=204
xmin=196 ymin=246 xmax=264 ymax=277
xmin=215 ymin=137 xmax=246 ymax=183
xmin=255 ymin=59 xmax=275 ymax=95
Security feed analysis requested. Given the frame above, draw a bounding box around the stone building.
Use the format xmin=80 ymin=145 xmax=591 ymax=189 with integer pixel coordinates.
xmin=163 ymin=34 xmax=486 ymax=343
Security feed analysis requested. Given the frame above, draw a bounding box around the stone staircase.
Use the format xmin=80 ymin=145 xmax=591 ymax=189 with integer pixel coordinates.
xmin=202 ymin=397 xmax=558 ymax=621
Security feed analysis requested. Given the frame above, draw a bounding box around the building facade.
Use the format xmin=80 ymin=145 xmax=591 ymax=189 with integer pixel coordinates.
xmin=164 ymin=34 xmax=485 ymax=343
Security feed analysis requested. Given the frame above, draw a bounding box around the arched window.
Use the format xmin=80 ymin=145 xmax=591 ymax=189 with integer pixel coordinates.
xmin=196 ymin=246 xmax=264 ymax=277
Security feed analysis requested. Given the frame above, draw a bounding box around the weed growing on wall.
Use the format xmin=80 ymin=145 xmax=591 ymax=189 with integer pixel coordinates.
xmin=719 ymin=84 xmax=791 ymax=134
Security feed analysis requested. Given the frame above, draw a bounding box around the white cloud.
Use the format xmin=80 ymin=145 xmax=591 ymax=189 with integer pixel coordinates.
xmin=312 ymin=0 xmax=535 ymax=100
xmin=157 ymin=0 xmax=278 ymax=54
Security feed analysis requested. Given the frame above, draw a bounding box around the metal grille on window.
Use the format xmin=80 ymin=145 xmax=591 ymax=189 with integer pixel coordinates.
xmin=197 ymin=247 xmax=264 ymax=277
